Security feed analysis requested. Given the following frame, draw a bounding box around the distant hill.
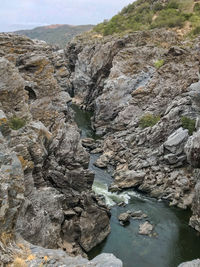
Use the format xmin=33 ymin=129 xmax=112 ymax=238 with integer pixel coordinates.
xmin=15 ymin=24 xmax=94 ymax=48
xmin=93 ymin=0 xmax=200 ymax=37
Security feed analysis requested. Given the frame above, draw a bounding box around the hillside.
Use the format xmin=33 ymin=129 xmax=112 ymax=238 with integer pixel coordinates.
xmin=15 ymin=24 xmax=94 ymax=48
xmin=93 ymin=0 xmax=200 ymax=37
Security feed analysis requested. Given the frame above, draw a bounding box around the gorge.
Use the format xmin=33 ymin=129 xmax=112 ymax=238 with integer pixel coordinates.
xmin=1 ymin=0 xmax=200 ymax=266
xmin=72 ymin=103 xmax=200 ymax=267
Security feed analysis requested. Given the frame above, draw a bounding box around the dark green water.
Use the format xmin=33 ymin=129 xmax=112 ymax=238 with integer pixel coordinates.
xmin=71 ymin=103 xmax=200 ymax=267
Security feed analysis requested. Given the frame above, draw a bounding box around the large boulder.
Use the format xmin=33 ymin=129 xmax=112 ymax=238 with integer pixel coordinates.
xmin=164 ymin=127 xmax=189 ymax=155
xmin=115 ymin=169 xmax=146 ymax=189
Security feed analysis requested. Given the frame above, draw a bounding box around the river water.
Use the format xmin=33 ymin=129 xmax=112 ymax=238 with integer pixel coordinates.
xmin=71 ymin=104 xmax=200 ymax=267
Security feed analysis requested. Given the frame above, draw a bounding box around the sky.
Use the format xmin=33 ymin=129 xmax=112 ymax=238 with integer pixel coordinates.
xmin=0 ymin=0 xmax=134 ymax=32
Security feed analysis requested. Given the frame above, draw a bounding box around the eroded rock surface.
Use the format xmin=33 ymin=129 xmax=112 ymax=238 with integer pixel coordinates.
xmin=65 ymin=29 xmax=200 ymax=228
xmin=0 ymin=33 xmax=112 ymax=265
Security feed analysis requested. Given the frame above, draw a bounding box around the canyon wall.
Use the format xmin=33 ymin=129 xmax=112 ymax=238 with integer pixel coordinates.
xmin=65 ymin=29 xmax=200 ymax=230
xmin=0 ymin=33 xmax=119 ymax=266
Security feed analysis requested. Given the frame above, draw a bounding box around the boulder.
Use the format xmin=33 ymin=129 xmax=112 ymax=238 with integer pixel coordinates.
xmin=164 ymin=127 xmax=189 ymax=155
xmin=131 ymin=210 xmax=148 ymax=220
xmin=118 ymin=212 xmax=131 ymax=225
xmin=115 ymin=170 xmax=146 ymax=189
xmin=138 ymin=222 xmax=154 ymax=235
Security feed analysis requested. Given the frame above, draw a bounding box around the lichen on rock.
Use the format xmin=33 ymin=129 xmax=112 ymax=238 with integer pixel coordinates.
xmin=0 ymin=33 xmax=112 ymax=266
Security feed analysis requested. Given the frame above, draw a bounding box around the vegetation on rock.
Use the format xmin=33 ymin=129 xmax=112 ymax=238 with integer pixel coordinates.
xmin=93 ymin=0 xmax=200 ymax=37
xmin=181 ymin=116 xmax=196 ymax=135
xmin=139 ymin=114 xmax=160 ymax=128
xmin=154 ymin=59 xmax=165 ymax=68
xmin=9 ymin=117 xmax=26 ymax=130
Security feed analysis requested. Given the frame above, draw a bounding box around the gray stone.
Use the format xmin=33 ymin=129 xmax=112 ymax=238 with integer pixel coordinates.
xmin=115 ymin=170 xmax=146 ymax=189
xmin=164 ymin=127 xmax=189 ymax=155
xmin=185 ymin=130 xmax=200 ymax=168
xmin=178 ymin=259 xmax=200 ymax=267
xmin=118 ymin=212 xmax=131 ymax=224
xmin=138 ymin=221 xmax=154 ymax=235
xmin=131 ymin=210 xmax=148 ymax=220
xmin=0 ymin=33 xmax=110 ymax=260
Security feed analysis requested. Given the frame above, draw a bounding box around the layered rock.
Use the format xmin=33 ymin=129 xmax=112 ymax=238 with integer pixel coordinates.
xmin=0 ymin=33 xmax=111 ymax=265
xmin=65 ymin=29 xmax=200 ymax=217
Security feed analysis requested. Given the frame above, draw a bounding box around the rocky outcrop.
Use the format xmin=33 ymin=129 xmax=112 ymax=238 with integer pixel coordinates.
xmin=10 ymin=242 xmax=122 ymax=267
xmin=0 ymin=33 xmax=112 ymax=265
xmin=178 ymin=259 xmax=200 ymax=267
xmin=138 ymin=222 xmax=154 ymax=236
xmin=65 ymin=29 xmax=200 ymax=221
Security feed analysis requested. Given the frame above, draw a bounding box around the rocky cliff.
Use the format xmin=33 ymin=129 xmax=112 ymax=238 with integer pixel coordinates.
xmin=0 ymin=33 xmax=118 ymax=266
xmin=65 ymin=28 xmax=200 ymax=230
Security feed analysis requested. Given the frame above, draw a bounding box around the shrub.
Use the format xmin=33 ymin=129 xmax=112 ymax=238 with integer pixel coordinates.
xmin=151 ymin=9 xmax=186 ymax=28
xmin=181 ymin=116 xmax=195 ymax=135
xmin=9 ymin=117 xmax=26 ymax=130
xmin=154 ymin=59 xmax=165 ymax=68
xmin=93 ymin=0 xmax=198 ymax=36
xmin=121 ymin=3 xmax=135 ymax=15
xmin=194 ymin=3 xmax=200 ymax=13
xmin=167 ymin=0 xmax=180 ymax=9
xmin=153 ymin=3 xmax=164 ymax=11
xmin=139 ymin=114 xmax=160 ymax=128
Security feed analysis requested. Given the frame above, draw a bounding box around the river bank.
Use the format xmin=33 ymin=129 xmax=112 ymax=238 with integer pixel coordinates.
xmin=71 ymin=103 xmax=200 ymax=267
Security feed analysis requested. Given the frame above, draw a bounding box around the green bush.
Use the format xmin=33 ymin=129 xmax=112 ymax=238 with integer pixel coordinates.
xmin=121 ymin=3 xmax=135 ymax=15
xmin=151 ymin=9 xmax=186 ymax=28
xmin=93 ymin=0 xmax=199 ymax=37
xmin=139 ymin=114 xmax=160 ymax=128
xmin=154 ymin=59 xmax=165 ymax=69
xmin=181 ymin=116 xmax=195 ymax=135
xmin=167 ymin=0 xmax=180 ymax=9
xmin=153 ymin=2 xmax=164 ymax=11
xmin=9 ymin=117 xmax=26 ymax=130
xmin=194 ymin=3 xmax=200 ymax=13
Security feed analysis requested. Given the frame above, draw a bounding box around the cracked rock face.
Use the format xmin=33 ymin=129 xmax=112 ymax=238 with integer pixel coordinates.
xmin=65 ymin=29 xmax=200 ymax=223
xmin=0 ymin=33 xmax=111 ymax=265
xmin=185 ymin=130 xmax=200 ymax=232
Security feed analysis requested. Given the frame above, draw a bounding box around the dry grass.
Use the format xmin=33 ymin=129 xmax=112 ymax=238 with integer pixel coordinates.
xmin=0 ymin=232 xmax=13 ymax=246
xmin=13 ymin=257 xmax=27 ymax=267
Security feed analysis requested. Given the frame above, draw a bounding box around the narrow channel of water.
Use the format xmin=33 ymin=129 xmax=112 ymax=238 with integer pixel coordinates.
xmin=71 ymin=103 xmax=200 ymax=267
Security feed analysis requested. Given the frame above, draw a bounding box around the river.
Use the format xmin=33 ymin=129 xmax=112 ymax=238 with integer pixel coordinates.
xmin=71 ymin=103 xmax=200 ymax=267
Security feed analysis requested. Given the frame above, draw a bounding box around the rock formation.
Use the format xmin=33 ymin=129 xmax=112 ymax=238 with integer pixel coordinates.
xmin=1 ymin=9 xmax=200 ymax=267
xmin=65 ymin=29 xmax=200 ymax=223
xmin=178 ymin=259 xmax=200 ymax=267
xmin=0 ymin=33 xmax=114 ymax=266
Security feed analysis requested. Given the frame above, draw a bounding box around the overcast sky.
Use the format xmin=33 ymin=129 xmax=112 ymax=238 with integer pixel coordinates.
xmin=0 ymin=0 xmax=133 ymax=32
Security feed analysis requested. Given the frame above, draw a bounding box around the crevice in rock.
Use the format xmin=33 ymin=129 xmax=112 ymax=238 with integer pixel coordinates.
xmin=24 ymin=86 xmax=37 ymax=101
